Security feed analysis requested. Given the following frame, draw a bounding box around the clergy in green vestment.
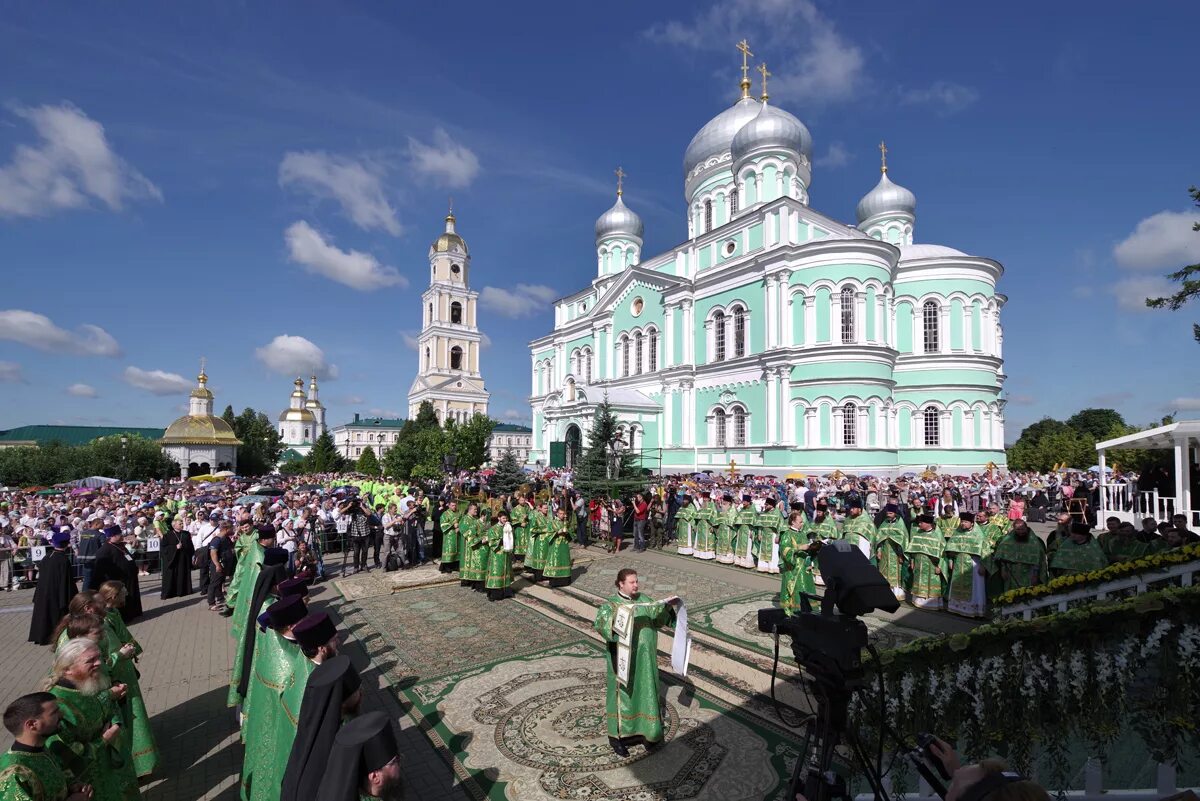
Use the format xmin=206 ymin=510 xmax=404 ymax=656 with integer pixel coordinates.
xmin=542 ymin=507 xmax=574 ymax=587
xmin=98 ymin=582 xmax=158 ymax=779
xmin=674 ymin=496 xmax=696 ymax=555
xmin=485 ymin=512 xmax=515 ymax=600
xmin=941 ymin=513 xmax=989 ymax=617
xmin=509 ymin=500 xmax=530 ymax=559
xmin=692 ymin=496 xmax=716 ymax=560
xmin=804 ymin=506 xmax=840 ymax=586
xmin=936 ymin=509 xmax=959 ymax=540
xmin=229 ymin=550 xmax=289 ymax=709
xmin=841 ymin=500 xmax=877 ymax=562
xmin=904 ymin=514 xmax=946 ymax=609
xmin=438 ymin=504 xmax=460 ymax=573
xmin=732 ymin=497 xmax=756 ymax=569
xmin=713 ymin=496 xmax=737 ymax=564
xmin=0 ymin=692 xmax=81 ymax=801
xmin=989 ymin=520 xmax=1048 ymax=594
xmin=1050 ymin=523 xmax=1110 ymax=577
xmin=525 ymin=502 xmax=549 ymax=576
xmin=754 ymin=499 xmax=784 ymax=573
xmin=1103 ymin=522 xmax=1151 ymax=563
xmin=228 ymin=525 xmax=276 ymax=640
xmin=987 ymin=504 xmax=1013 ymax=539
xmin=457 ymin=505 xmax=488 ymax=589
xmin=779 ymin=511 xmax=816 ymax=616
xmin=593 ymin=568 xmax=680 ymax=757
xmin=873 ymin=505 xmax=909 ymax=600
xmin=44 ymin=638 xmax=139 ymax=801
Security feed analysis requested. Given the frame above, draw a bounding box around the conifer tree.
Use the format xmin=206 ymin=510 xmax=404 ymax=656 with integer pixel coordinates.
xmin=355 ymin=445 xmax=380 ymax=475
xmin=490 ymin=448 xmax=525 ymax=495
xmin=305 ymin=431 xmax=346 ymax=473
xmin=573 ymin=397 xmax=643 ymax=498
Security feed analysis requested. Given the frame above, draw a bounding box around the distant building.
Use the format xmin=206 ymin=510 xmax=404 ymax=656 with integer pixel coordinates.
xmin=160 ymin=366 xmax=242 ymax=477
xmin=331 ymin=414 xmax=406 ymax=461
xmin=489 ymin=423 xmax=533 ymax=464
xmin=277 ymin=375 xmax=327 ymax=457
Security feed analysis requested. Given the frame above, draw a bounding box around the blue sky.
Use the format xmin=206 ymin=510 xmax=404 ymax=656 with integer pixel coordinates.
xmin=1 ymin=1 xmax=1198 ymax=441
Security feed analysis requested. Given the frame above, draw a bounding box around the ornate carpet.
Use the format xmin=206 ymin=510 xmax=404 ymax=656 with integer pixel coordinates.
xmin=333 ymin=564 xmax=458 ymax=600
xmin=688 ymin=592 xmax=930 ymax=656
xmin=337 ymin=585 xmax=803 ymax=801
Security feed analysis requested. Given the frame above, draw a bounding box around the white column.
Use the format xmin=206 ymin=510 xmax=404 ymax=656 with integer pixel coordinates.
xmin=832 ymin=405 xmax=844 ymax=448
xmin=784 ymin=291 xmax=795 ymax=346
xmin=875 ymin=294 xmax=886 ymax=345
xmin=964 ymin=411 xmax=976 ymax=448
xmin=764 ymin=280 xmax=777 ymax=349
xmin=530 ymin=362 xmax=537 ymax=395
xmin=962 ymin=304 xmax=973 ymax=352
xmin=805 ymin=408 xmax=818 ymax=447
xmin=605 ymin=325 xmax=615 ymax=378
xmin=776 ymin=274 xmax=788 ymax=347
xmin=766 ymin=371 xmax=778 ymax=444
xmin=682 ymin=301 xmax=694 ymax=364
xmin=889 ymin=299 xmax=897 ymax=348
xmin=858 ymin=406 xmax=869 ymax=448
xmin=939 ymin=306 xmax=951 ymax=354
xmin=995 ymin=325 xmax=1003 ymax=360
xmin=804 ymin=296 xmax=816 ymax=344
xmin=664 ymin=306 xmax=675 ymax=367
xmin=777 ymin=368 xmax=787 ymax=442
xmin=982 ymin=307 xmax=994 ymax=354
xmin=855 ymin=292 xmax=867 ymax=345
xmin=682 ymin=383 xmax=694 ymax=446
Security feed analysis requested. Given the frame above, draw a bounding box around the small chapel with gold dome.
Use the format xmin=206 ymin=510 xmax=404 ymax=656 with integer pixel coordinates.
xmin=160 ymin=363 xmax=242 ymax=477
xmin=277 ymin=375 xmax=327 ymax=456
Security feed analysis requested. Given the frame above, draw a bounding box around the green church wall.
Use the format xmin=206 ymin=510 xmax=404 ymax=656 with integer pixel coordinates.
xmin=898 ymin=407 xmax=912 ymax=448
xmin=819 ymin=404 xmax=832 ymax=447
xmin=792 ymin=293 xmax=806 ymax=346
xmin=894 ymin=278 xmax=994 ymax=299
xmin=952 ymin=407 xmax=964 ymax=447
xmin=814 ymin=287 xmax=831 ymax=342
xmin=747 ymin=222 xmax=764 ymax=251
xmin=895 ymin=302 xmax=913 ymax=353
xmin=865 ymin=286 xmax=877 ymax=341
xmin=950 ymin=298 xmax=965 ymax=350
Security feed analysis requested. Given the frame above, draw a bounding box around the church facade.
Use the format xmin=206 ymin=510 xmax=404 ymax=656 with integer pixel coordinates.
xmin=276 ymin=376 xmax=327 ymax=457
xmin=528 ymin=57 xmax=1007 ymax=476
xmin=408 ymin=210 xmax=490 ymax=423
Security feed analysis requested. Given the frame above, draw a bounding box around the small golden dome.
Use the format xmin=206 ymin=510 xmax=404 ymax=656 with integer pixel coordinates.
xmin=161 ymin=414 xmax=242 ymax=445
xmin=291 ymin=377 xmax=306 ymax=398
xmin=278 ymin=407 xmax=317 ymax=423
xmin=432 ymin=231 xmax=468 ymax=255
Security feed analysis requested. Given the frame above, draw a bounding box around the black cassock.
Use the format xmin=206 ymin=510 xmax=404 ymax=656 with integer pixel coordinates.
xmin=160 ymin=528 xmax=194 ymax=599
xmin=279 ymin=655 xmax=360 ymax=801
xmin=28 ymin=548 xmax=77 ymax=645
xmin=90 ymin=542 xmax=143 ymax=621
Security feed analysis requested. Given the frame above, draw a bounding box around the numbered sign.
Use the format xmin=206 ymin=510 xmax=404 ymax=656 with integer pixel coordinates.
xmin=146 ymin=538 xmax=161 ymax=553
xmin=31 ymin=546 xmax=46 ymax=562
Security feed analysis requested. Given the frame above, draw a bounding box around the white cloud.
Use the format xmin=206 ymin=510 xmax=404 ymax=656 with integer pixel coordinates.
xmin=1006 ymin=393 xmax=1035 ymax=406
xmin=816 ymin=141 xmax=850 ymax=168
xmin=645 ymin=0 xmax=865 ymax=105
xmin=0 ymin=102 xmax=161 ymax=218
xmin=1113 ymin=210 xmax=1200 ymax=271
xmin=480 ymin=332 xmax=493 ymax=349
xmin=0 ymin=310 xmax=121 ymax=356
xmin=335 ymin=394 xmax=365 ymax=406
xmin=400 ymin=331 xmax=421 ymax=350
xmin=899 ymin=81 xmax=980 ymax=114
xmin=67 ymin=383 xmax=98 ymax=398
xmin=122 ymin=366 xmax=192 ymax=396
xmin=407 ymin=128 xmax=480 ymax=188
xmin=500 ymin=408 xmax=525 ymax=422
xmin=284 ymin=221 xmax=408 ymax=291
xmin=1165 ymin=397 xmax=1200 ymax=412
xmin=479 ymin=284 xmax=558 ymax=318
xmin=255 ymin=334 xmax=339 ymax=380
xmin=1109 ymin=275 xmax=1175 ymax=312
xmin=278 ymin=151 xmax=401 ymax=235
xmin=0 ymin=361 xmax=23 ymax=383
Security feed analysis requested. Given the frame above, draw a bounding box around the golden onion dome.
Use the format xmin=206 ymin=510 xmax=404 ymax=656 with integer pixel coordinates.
xmin=431 ymin=212 xmax=469 ymax=255
xmin=278 ymin=407 xmax=317 ymax=423
xmin=290 ymin=377 xmax=306 ymax=399
xmin=190 ymin=369 xmax=214 ymax=400
xmin=160 ymin=414 xmax=242 ymax=445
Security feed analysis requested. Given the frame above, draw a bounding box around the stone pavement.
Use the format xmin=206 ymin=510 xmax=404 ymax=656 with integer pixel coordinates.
xmin=0 ymin=569 xmax=466 ymax=801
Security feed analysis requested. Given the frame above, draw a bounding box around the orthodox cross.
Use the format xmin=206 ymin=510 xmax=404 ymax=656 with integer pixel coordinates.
xmin=615 ymin=166 xmax=625 ymax=197
xmin=879 ymin=140 xmax=888 ymax=173
xmin=757 ymin=62 xmax=770 ymax=101
xmin=736 ymin=39 xmax=753 ymax=96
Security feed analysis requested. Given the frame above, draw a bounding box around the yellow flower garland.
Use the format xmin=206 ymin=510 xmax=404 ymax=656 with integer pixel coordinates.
xmin=995 ymin=543 xmax=1200 ymax=607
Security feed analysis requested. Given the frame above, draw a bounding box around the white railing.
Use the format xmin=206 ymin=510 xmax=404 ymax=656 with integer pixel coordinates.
xmin=1099 ymin=486 xmax=1200 ymax=527
xmin=996 ymin=560 xmax=1199 ymax=620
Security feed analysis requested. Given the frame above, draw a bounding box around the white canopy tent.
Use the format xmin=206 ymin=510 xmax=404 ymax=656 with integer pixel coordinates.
xmin=61 ymin=476 xmax=121 ymax=489
xmin=1095 ymin=420 xmax=1200 ymax=524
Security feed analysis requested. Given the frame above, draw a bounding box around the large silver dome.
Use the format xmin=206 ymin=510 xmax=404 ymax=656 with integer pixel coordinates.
xmin=730 ymin=101 xmax=812 ymax=164
xmin=856 ymin=172 xmax=916 ymax=223
xmin=682 ymin=96 xmax=761 ymax=181
xmin=594 ymin=194 xmax=644 ymax=241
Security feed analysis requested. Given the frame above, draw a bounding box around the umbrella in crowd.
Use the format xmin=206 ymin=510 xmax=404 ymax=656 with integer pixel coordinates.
xmin=35 ymin=488 xmax=64 ymax=496
xmin=234 ymin=494 xmax=276 ymax=506
xmin=212 ymin=470 xmax=236 ymax=478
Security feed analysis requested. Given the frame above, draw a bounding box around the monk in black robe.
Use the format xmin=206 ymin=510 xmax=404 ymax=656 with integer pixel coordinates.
xmin=160 ymin=517 xmax=194 ymax=599
xmin=315 ymin=711 xmax=401 ymax=801
xmin=280 ymin=655 xmax=363 ymax=801
xmin=28 ymin=534 xmax=77 ymax=644
xmin=90 ymin=526 xmax=143 ymax=621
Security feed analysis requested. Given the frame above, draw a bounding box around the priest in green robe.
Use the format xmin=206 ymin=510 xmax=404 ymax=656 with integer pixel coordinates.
xmin=692 ymin=495 xmax=716 ymax=560
xmin=804 ymin=504 xmax=840 ymax=586
xmin=874 ymin=505 xmax=909 ymax=600
xmin=485 ymin=511 xmax=515 ymax=600
xmin=842 ymin=500 xmax=877 ymax=562
xmin=438 ymin=502 xmax=460 ymax=573
xmin=593 ymin=568 xmax=680 ymax=757
xmin=779 ymin=511 xmax=816 ymax=616
xmin=229 ymin=548 xmax=289 ymax=709
xmin=542 ymin=507 xmax=573 ymax=587
xmin=713 ymin=495 xmax=737 ymax=564
xmin=0 ymin=692 xmax=86 ymax=801
xmin=457 ymin=505 xmax=488 ymax=589
xmin=904 ymin=514 xmax=945 ymax=609
xmin=987 ymin=503 xmax=1012 ymax=539
xmin=509 ymin=498 xmax=530 ymax=561
xmin=989 ymin=520 xmax=1048 ymax=594
xmin=98 ymin=582 xmax=158 ymax=779
xmin=754 ymin=498 xmax=784 ymax=573
xmin=1103 ymin=521 xmax=1150 ymax=564
xmin=1050 ymin=523 xmax=1109 ymax=577
xmin=227 ymin=524 xmax=275 ymax=633
xmin=941 ymin=512 xmax=989 ymax=617
xmin=732 ymin=496 xmax=757 ymax=570
xmin=524 ymin=501 xmax=549 ymax=578
xmin=674 ymin=495 xmax=696 ymax=555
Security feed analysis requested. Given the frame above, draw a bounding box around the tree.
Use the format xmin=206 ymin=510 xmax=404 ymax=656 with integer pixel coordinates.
xmin=304 ymin=431 xmax=346 ymax=474
xmin=446 ymin=414 xmax=495 ymax=471
xmin=356 ymin=445 xmax=381 ymax=475
xmin=1066 ymin=408 xmax=1126 ymax=441
xmin=413 ymin=401 xmax=441 ymax=432
xmin=216 ymin=407 xmax=285 ymax=476
xmin=490 ymin=448 xmax=525 ymax=495
xmin=574 ymin=397 xmax=644 ymax=498
xmin=0 ymin=434 xmax=177 ymax=486
xmin=1146 ymin=186 xmax=1200 ymax=342
xmin=1007 ymin=417 xmax=1095 ymax=472
xmin=409 ymin=428 xmax=450 ymax=481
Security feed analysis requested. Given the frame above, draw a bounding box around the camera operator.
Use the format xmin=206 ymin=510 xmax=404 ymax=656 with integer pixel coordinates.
xmin=368 ymin=503 xmax=386 ymax=569
xmin=339 ymin=498 xmax=371 ymax=575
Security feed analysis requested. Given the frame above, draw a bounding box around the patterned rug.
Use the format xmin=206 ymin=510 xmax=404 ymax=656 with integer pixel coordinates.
xmin=570 ymin=560 xmax=761 ymax=611
xmin=337 ymin=585 xmax=802 ymax=801
xmin=688 ymin=592 xmax=930 ymax=656
xmin=333 ymin=563 xmax=458 ymax=600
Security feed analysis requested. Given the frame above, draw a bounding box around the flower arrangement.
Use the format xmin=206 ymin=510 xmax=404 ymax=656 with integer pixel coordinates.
xmin=993 ymin=543 xmax=1200 ymax=607
xmin=857 ymin=585 xmax=1200 ymax=792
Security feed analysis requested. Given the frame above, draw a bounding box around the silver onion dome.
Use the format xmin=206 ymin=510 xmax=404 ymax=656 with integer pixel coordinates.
xmin=855 ymin=171 xmax=916 ymax=223
xmin=682 ymin=96 xmax=762 ymax=181
xmin=594 ymin=194 xmax=644 ymax=241
xmin=730 ymin=101 xmax=812 ymax=164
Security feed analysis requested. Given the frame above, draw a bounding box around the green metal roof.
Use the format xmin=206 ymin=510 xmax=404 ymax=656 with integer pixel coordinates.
xmin=339 ymin=417 xmax=408 ymax=428
xmin=0 ymin=425 xmax=166 ymax=447
xmin=492 ymin=423 xmax=532 ymax=433
xmin=279 ymin=448 xmax=305 ymax=462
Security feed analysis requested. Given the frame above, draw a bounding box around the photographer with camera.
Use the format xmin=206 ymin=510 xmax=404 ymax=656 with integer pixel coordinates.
xmin=339 ymin=497 xmax=371 ymax=575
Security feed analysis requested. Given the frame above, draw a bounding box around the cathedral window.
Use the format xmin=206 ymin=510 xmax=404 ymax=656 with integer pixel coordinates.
xmin=840 ymin=287 xmax=856 ymax=344
xmin=924 ymin=407 xmax=941 ymax=447
xmin=732 ymin=306 xmax=746 ymax=357
xmin=424 ymin=346 xmax=430 ymax=369
xmin=732 ymin=406 xmax=747 ymax=446
xmin=621 ymin=335 xmax=630 ymax=377
xmin=450 ymin=346 xmax=463 ymax=370
xmin=923 ymin=301 xmax=940 ymax=353
xmin=304 ymin=427 xmax=310 ymax=439
xmin=428 ymin=302 xmax=433 ymax=321
xmin=451 ymin=301 xmax=463 ymax=324
xmin=635 ymin=333 xmax=644 ymax=375
xmin=628 ymin=426 xmax=638 ymax=452
xmin=648 ymin=329 xmax=658 ymax=372
xmin=842 ymin=403 xmax=857 ymax=447
xmin=714 ymin=408 xmax=727 ymax=447
xmin=713 ymin=311 xmax=726 ymax=362
xmin=585 ymin=349 xmax=593 ymax=383
xmin=704 ymin=200 xmax=713 ymax=233
xmin=730 ymin=188 xmax=739 ymax=215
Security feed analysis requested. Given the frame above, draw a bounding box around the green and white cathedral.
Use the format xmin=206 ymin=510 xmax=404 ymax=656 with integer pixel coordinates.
xmin=528 ymin=69 xmax=1007 ymax=476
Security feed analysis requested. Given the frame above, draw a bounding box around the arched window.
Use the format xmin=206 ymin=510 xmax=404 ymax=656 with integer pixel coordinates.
xmin=428 ymin=302 xmax=433 ymax=320
xmin=842 ymin=403 xmax=857 ymax=446
xmin=635 ymin=332 xmax=644 ymax=375
xmin=923 ymin=300 xmax=940 ymax=353
xmin=648 ymin=329 xmax=658 ymax=372
xmin=424 ymin=346 xmax=430 ymax=369
xmin=732 ymin=305 xmax=746 ymax=357
xmin=585 ymin=349 xmax=593 ymax=383
xmin=621 ymin=335 xmax=630 ymax=377
xmin=628 ymin=426 xmax=638 ymax=452
xmin=840 ymin=286 xmax=856 ymax=344
xmin=924 ymin=407 xmax=940 ymax=447
xmin=713 ymin=311 xmax=726 ymax=362
xmin=450 ymin=301 xmax=463 ymax=324
xmin=730 ymin=188 xmax=739 ymax=215
xmin=304 ymin=427 xmax=310 ymax=439
xmin=714 ymin=408 xmax=727 ymax=447
xmin=704 ymin=199 xmax=713 ymax=233
xmin=450 ymin=345 xmax=463 ymax=370
xmin=732 ymin=406 xmax=747 ymax=446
